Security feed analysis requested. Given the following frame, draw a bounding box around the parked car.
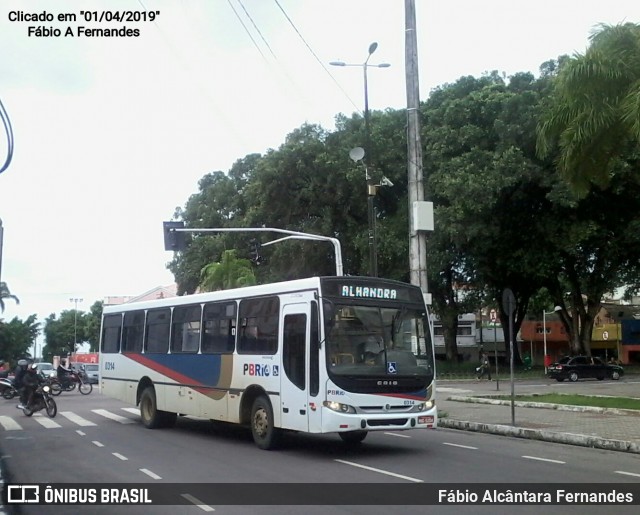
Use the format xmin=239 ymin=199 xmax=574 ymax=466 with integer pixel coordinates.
xmin=79 ymin=363 xmax=99 ymax=384
xmin=34 ymin=362 xmax=55 ymax=378
xmin=547 ymin=355 xmax=623 ymax=382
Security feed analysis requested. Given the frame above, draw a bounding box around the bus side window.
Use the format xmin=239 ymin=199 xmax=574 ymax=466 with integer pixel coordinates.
xmin=202 ymin=301 xmax=236 ymax=353
xmin=122 ymin=311 xmax=144 ymax=353
xmin=101 ymin=314 xmax=123 ymax=353
xmin=171 ymin=305 xmax=201 ymax=353
xmin=145 ymin=308 xmax=170 ymax=353
xmin=237 ymin=297 xmax=279 ymax=355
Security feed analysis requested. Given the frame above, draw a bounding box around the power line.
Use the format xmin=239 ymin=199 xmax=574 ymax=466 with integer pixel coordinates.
xmin=227 ymin=0 xmax=268 ymax=62
xmin=273 ymin=0 xmax=361 ymax=114
xmin=237 ymin=0 xmax=278 ymax=60
xmin=134 ymin=0 xmax=251 ymax=151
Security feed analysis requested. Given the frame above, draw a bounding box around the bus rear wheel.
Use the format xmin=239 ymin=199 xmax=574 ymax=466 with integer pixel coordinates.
xmin=139 ymin=387 xmax=177 ymax=429
xmin=251 ymin=395 xmax=280 ymax=450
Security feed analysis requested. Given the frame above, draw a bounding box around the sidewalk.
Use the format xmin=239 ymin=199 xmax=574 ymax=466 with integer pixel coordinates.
xmin=437 ymin=378 xmax=640 ymax=454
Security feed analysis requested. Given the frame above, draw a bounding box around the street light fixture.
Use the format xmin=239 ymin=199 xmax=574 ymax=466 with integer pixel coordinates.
xmin=70 ymin=297 xmax=83 ymax=354
xmin=543 ymin=306 xmax=562 ymax=374
xmin=331 ymin=42 xmax=390 ymax=277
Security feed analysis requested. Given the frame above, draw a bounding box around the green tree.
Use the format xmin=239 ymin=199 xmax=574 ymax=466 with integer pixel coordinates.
xmin=537 ymin=22 xmax=640 ymax=196
xmin=84 ymin=301 xmax=103 ymax=352
xmin=199 ymin=250 xmax=256 ymax=291
xmin=422 ymin=72 xmax=555 ymax=361
xmin=42 ymin=310 xmax=88 ymax=361
xmin=0 ymin=281 xmax=19 ymax=313
xmin=168 ymin=156 xmax=260 ymax=295
xmin=0 ymin=315 xmax=40 ymax=363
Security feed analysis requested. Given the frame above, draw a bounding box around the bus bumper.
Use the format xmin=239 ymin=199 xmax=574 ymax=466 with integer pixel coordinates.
xmin=322 ymin=406 xmax=437 ymax=433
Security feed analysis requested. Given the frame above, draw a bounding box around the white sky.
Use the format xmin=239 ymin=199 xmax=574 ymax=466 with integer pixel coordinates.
xmin=0 ymin=0 xmax=637 ymax=353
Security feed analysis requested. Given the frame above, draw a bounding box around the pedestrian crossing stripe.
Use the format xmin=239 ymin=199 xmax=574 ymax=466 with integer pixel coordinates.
xmin=0 ymin=415 xmax=21 ymax=431
xmin=0 ymin=408 xmax=138 ymax=431
xmin=60 ymin=411 xmax=97 ymax=426
xmin=91 ymin=409 xmax=136 ymax=424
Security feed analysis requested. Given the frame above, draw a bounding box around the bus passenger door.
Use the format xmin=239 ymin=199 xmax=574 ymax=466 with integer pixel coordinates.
xmin=280 ymin=303 xmax=310 ymax=432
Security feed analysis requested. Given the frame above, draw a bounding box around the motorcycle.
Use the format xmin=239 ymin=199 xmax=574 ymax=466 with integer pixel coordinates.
xmin=0 ymin=377 xmax=18 ymax=400
xmin=22 ymin=384 xmax=57 ymax=418
xmin=50 ymin=370 xmax=93 ymax=396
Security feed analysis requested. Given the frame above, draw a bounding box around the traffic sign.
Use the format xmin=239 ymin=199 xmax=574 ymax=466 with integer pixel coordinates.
xmin=502 ymin=288 xmax=516 ymax=315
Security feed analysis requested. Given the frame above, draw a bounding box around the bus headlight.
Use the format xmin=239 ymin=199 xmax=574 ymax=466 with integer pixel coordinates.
xmin=323 ymin=401 xmax=356 ymax=414
xmin=409 ymin=401 xmax=433 ymax=412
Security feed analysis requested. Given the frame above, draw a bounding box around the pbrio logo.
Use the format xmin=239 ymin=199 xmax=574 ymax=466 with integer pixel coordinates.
xmin=327 ymin=389 xmax=345 ymax=395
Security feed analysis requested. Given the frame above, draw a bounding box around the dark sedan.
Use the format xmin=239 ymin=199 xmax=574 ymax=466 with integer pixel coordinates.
xmin=547 ymin=355 xmax=624 ymax=382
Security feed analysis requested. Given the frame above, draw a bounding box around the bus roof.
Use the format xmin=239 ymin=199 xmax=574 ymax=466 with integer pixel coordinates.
xmin=102 ymin=276 xmax=425 ymax=314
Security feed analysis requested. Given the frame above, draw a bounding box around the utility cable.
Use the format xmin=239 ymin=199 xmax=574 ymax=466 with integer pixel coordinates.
xmin=227 ymin=0 xmax=268 ymax=62
xmin=237 ymin=0 xmax=277 ymax=60
xmin=0 ymin=96 xmax=14 ymax=175
xmin=273 ymin=0 xmax=361 ymax=114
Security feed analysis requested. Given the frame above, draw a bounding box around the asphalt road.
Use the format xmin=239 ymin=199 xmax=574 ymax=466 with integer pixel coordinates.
xmin=1 ymin=386 xmax=639 ymax=515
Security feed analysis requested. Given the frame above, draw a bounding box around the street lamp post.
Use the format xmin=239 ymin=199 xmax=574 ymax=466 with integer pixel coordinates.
xmin=543 ymin=306 xmax=562 ymax=374
xmin=70 ymin=297 xmax=83 ymax=355
xmin=331 ymin=43 xmax=390 ymax=277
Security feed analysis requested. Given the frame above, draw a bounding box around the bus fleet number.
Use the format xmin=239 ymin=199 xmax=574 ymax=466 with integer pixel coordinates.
xmin=105 ymin=362 xmax=115 ymax=370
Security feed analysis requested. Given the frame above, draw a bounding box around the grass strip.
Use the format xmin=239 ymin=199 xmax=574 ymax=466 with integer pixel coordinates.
xmin=491 ymin=393 xmax=640 ymax=410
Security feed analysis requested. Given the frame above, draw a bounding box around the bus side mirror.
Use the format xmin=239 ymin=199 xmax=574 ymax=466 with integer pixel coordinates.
xmin=323 ymin=300 xmax=335 ymax=328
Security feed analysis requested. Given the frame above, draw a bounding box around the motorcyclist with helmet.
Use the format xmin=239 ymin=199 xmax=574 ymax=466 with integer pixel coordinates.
xmin=17 ymin=361 xmax=40 ymax=409
xmin=57 ymin=362 xmax=74 ymax=389
xmin=14 ymin=358 xmax=31 ymax=409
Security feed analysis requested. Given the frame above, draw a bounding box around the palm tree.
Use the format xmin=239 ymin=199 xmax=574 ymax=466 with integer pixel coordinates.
xmin=0 ymin=281 xmax=19 ymax=313
xmin=537 ymin=23 xmax=640 ymax=197
xmin=199 ymin=250 xmax=257 ymax=292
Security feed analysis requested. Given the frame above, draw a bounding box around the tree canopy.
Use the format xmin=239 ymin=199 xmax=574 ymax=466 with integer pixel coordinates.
xmin=165 ymin=24 xmax=640 ymax=361
xmin=537 ymin=22 xmax=640 ymax=196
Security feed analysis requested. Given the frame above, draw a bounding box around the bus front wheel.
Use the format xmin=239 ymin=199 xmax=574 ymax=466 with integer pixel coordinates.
xmin=140 ymin=387 xmax=177 ymax=429
xmin=339 ymin=430 xmax=368 ymax=445
xmin=251 ymin=395 xmax=280 ymax=450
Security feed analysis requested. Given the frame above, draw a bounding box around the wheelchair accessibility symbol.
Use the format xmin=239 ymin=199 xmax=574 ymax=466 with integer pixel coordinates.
xmin=387 ymin=362 xmax=397 ymax=374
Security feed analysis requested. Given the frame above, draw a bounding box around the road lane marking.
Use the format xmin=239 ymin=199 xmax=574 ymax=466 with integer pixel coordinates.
xmin=92 ymin=409 xmax=136 ymax=424
xmin=92 ymin=441 xmax=104 ymax=447
xmin=443 ymin=442 xmax=478 ymax=450
xmin=522 ymin=455 xmax=565 ymax=464
xmin=0 ymin=416 xmax=22 ymax=431
xmin=615 ymin=471 xmax=640 ymax=478
xmin=140 ymin=468 xmax=162 ymax=480
xmin=61 ymin=411 xmax=96 ymax=426
xmin=122 ymin=408 xmax=140 ymax=415
xmin=112 ymin=453 xmax=128 ymax=461
xmin=76 ymin=430 xmax=86 ymax=436
xmin=384 ymin=432 xmax=411 ymax=438
xmin=181 ymin=494 xmax=215 ymax=512
xmin=334 ymin=459 xmax=423 ymax=483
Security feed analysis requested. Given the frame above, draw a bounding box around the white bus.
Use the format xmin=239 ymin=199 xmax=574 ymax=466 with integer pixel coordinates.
xmin=99 ymin=276 xmax=437 ymax=449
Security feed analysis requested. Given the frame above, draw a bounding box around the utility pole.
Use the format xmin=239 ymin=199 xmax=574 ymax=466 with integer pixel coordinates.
xmin=405 ymin=0 xmax=431 ymax=299
xmin=0 ymin=218 xmax=4 ymax=286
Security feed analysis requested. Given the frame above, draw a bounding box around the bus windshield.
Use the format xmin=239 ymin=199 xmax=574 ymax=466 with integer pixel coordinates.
xmin=324 ymin=303 xmax=433 ymax=377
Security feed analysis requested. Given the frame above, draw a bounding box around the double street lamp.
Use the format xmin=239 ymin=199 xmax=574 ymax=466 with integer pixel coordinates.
xmin=331 ymin=42 xmax=390 ymax=277
xmin=70 ymin=297 xmax=83 ymax=354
